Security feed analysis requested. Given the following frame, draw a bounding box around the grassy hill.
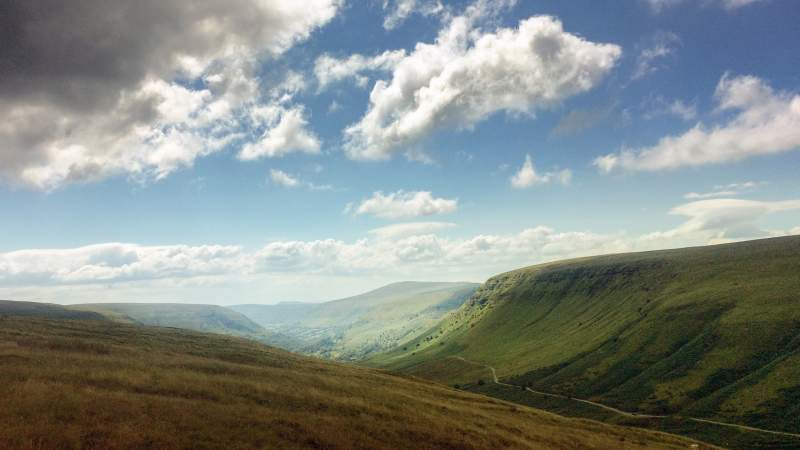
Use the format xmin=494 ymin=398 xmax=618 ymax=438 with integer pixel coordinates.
xmin=232 ymin=281 xmax=479 ymax=361
xmin=70 ymin=303 xmax=265 ymax=335
xmin=0 ymin=316 xmax=710 ymax=449
xmin=0 ymin=300 xmax=106 ymax=321
xmin=370 ymin=236 xmax=800 ymax=447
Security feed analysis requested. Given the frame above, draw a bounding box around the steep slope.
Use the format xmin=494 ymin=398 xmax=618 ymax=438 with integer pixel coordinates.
xmin=0 ymin=316 xmax=710 ymax=449
xmin=0 ymin=300 xmax=106 ymax=321
xmin=232 ymin=281 xmax=479 ymax=360
xmin=371 ymin=237 xmax=800 ymax=438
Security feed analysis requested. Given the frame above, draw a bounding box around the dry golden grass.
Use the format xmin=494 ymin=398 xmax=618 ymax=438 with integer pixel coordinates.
xmin=0 ymin=317 xmax=712 ymax=449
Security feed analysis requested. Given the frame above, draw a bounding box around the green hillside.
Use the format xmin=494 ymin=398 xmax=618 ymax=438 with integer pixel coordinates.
xmin=0 ymin=300 xmax=106 ymax=321
xmin=370 ymin=237 xmax=800 ymax=446
xmin=70 ymin=303 xmax=266 ymax=335
xmin=232 ymin=281 xmax=479 ymax=360
xmin=0 ymin=316 xmax=711 ymax=449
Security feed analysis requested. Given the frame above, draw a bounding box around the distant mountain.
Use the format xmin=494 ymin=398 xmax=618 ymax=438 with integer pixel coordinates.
xmin=0 ymin=300 xmax=106 ymax=321
xmin=230 ymin=302 xmax=318 ymax=327
xmin=370 ymin=236 xmax=800 ymax=447
xmin=70 ymin=303 xmax=265 ymax=335
xmin=231 ymin=281 xmax=479 ymax=361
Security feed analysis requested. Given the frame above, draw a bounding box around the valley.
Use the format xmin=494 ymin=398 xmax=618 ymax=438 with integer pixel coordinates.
xmin=2 ymin=236 xmax=799 ymax=449
xmin=231 ymin=281 xmax=479 ymax=360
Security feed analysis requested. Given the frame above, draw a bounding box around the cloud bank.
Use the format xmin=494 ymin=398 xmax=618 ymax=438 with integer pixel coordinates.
xmin=0 ymin=0 xmax=340 ymax=190
xmin=2 ymin=197 xmax=797 ymax=302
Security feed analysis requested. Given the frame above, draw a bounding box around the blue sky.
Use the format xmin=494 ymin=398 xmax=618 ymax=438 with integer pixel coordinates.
xmin=1 ymin=0 xmax=798 ymax=304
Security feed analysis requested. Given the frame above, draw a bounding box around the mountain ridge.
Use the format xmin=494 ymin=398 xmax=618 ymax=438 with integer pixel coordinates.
xmin=369 ymin=236 xmax=800 ymax=447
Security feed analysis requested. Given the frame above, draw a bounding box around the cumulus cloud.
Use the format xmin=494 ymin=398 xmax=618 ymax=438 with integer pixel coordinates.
xmin=632 ymin=31 xmax=680 ymax=80
xmin=510 ymin=155 xmax=572 ymax=188
xmin=646 ymin=0 xmax=766 ymax=12
xmin=0 ymin=0 xmax=339 ymax=190
xmin=343 ymin=4 xmax=621 ymax=161
xmin=269 ymin=169 xmax=332 ymax=191
xmin=349 ymin=191 xmax=458 ymax=219
xmin=382 ymin=0 xmax=446 ymax=30
xmin=314 ymin=50 xmax=407 ymax=91
xmin=269 ymin=170 xmax=301 ymax=188
xmin=239 ymin=107 xmax=321 ymax=160
xmin=596 ymin=75 xmax=800 ymax=173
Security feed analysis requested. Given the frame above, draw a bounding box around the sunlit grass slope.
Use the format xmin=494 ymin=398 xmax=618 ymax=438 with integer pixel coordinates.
xmin=371 ymin=236 xmax=800 ymax=434
xmin=0 ymin=317 xmax=710 ymax=449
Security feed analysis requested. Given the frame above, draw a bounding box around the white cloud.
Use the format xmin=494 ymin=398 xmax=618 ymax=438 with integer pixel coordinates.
xmin=510 ymin=155 xmax=572 ymax=189
xmin=351 ymin=191 xmax=458 ymax=219
xmin=369 ymin=222 xmax=456 ymax=240
xmin=269 ymin=169 xmax=332 ymax=191
xmin=343 ymin=6 xmax=621 ymax=161
xmin=382 ymin=0 xmax=446 ymax=30
xmin=328 ymin=100 xmax=343 ymax=114
xmin=643 ymin=96 xmax=698 ymax=121
xmin=642 ymin=199 xmax=800 ymax=244
xmin=632 ymin=31 xmax=680 ymax=80
xmin=2 ymin=196 xmax=799 ymax=302
xmin=0 ymin=243 xmax=246 ymax=286
xmin=269 ymin=170 xmax=301 ymax=188
xmin=239 ymin=107 xmax=321 ymax=160
xmin=0 ymin=0 xmax=340 ymax=190
xmin=684 ymin=190 xmax=739 ymax=200
xmin=647 ymin=0 xmax=766 ymax=12
xmin=666 ymin=99 xmax=698 ymax=121
xmin=684 ymin=180 xmax=763 ymax=199
xmin=596 ymin=75 xmax=800 ymax=173
xmin=314 ymin=49 xmax=407 ymax=91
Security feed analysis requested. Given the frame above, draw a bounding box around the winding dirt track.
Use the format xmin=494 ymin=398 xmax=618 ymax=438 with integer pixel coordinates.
xmin=452 ymin=356 xmax=800 ymax=439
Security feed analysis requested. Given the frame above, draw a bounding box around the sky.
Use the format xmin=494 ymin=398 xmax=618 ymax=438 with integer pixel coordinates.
xmin=1 ymin=0 xmax=799 ymax=305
